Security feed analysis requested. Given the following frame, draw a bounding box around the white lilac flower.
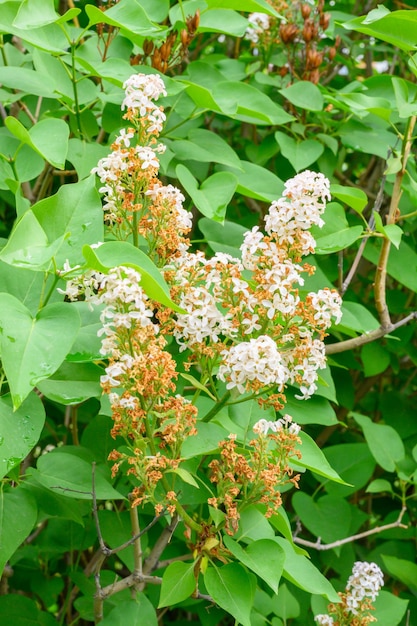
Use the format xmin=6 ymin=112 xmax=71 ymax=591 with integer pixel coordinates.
xmin=314 ymin=616 xmax=334 ymax=626
xmin=174 ymin=286 xmax=233 ymax=350
xmin=245 ymin=12 xmax=270 ymax=44
xmin=122 ymin=73 xmax=167 ymax=112
xmin=135 ymin=146 xmax=160 ymax=170
xmin=240 ymin=226 xmax=268 ymax=269
xmin=218 ymin=335 xmax=290 ymax=394
xmin=114 ymin=128 xmax=135 ymax=147
xmin=253 ymin=414 xmax=301 ymax=436
xmin=308 ymin=288 xmax=343 ymax=328
xmin=345 ymin=562 xmax=384 ymax=614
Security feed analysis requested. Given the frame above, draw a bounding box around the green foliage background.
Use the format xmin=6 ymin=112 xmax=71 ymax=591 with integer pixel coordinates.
xmin=0 ymin=0 xmax=416 ymax=624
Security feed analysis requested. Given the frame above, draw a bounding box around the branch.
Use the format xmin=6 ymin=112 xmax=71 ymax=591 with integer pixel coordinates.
xmin=143 ymin=514 xmax=179 ymax=575
xmin=374 ymin=116 xmax=416 ymax=328
xmin=325 ymin=311 xmax=417 ymax=355
xmin=293 ymin=507 xmax=407 ymax=551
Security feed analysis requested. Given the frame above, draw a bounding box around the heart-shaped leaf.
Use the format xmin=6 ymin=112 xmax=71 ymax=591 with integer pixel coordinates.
xmin=0 ymin=294 xmax=80 ymax=409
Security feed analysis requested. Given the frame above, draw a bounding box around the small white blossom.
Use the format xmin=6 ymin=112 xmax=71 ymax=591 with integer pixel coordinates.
xmin=253 ymin=414 xmax=301 ymax=436
xmin=314 ymin=616 xmax=334 ymax=626
xmin=345 ymin=561 xmax=384 ymax=613
xmin=308 ymin=288 xmax=343 ymax=328
xmin=245 ymin=12 xmax=270 ymax=44
xmin=218 ymin=335 xmax=290 ymax=394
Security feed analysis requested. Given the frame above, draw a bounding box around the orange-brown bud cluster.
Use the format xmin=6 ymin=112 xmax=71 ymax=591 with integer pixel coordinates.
xmin=131 ymin=10 xmax=200 ymax=73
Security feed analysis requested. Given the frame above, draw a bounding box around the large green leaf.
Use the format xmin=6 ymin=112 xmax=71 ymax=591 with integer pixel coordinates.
xmin=381 ymin=555 xmax=417 ymax=593
xmin=100 ymin=596 xmax=157 ymax=626
xmin=0 ymin=294 xmax=80 ymax=409
xmin=0 ymin=393 xmax=45 ymax=479
xmin=82 ymin=241 xmax=182 ymax=312
xmin=176 ymin=164 xmax=237 ymax=222
xmin=171 ymin=128 xmax=242 ymax=170
xmin=13 ymin=0 xmax=59 ymax=28
xmin=292 ymin=493 xmax=352 ymax=543
xmin=199 ymin=9 xmax=248 ymax=36
xmin=32 ymin=176 xmax=104 ymax=265
xmin=5 ymin=117 xmax=69 ymax=169
xmin=0 ymin=67 xmax=56 ymax=98
xmin=33 ymin=449 xmax=124 ymax=500
xmin=275 ymin=133 xmax=324 ymax=172
xmin=373 ymin=591 xmax=409 ymax=626
xmin=86 ymin=0 xmax=164 ymax=37
xmin=219 ymin=160 xmax=284 ymax=202
xmin=292 ymin=432 xmax=346 ymax=484
xmin=198 ymin=217 xmax=247 ymax=257
xmin=330 ymin=184 xmax=368 ymax=214
xmin=275 ymin=537 xmax=340 ymax=602
xmin=0 ymin=487 xmax=37 ymax=575
xmin=204 ymin=563 xmax=255 ymax=626
xmin=37 ymin=361 xmax=102 ymax=405
xmin=279 ymin=81 xmax=324 ymax=111
xmin=314 ymin=225 xmax=363 ymax=254
xmin=322 ymin=443 xmax=376 ymax=497
xmin=352 ymin=413 xmax=405 ymax=472
xmin=223 ymin=537 xmax=285 ymax=593
xmin=213 ymin=81 xmax=294 ymax=125
xmin=343 ymin=9 xmax=417 ymax=51
xmin=158 ymin=561 xmax=196 ymax=607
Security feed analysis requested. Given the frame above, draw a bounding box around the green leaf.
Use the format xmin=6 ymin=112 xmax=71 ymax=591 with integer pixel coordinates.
xmin=275 ymin=537 xmax=340 ymax=602
xmin=36 ymin=361 xmax=102 ymax=405
xmin=219 ymin=160 xmax=284 ymax=202
xmin=206 ymin=0 xmax=281 ymax=16
xmin=366 ymin=479 xmax=393 ymax=494
xmin=275 ymin=133 xmax=324 ymax=172
xmin=32 ymin=176 xmax=104 ymax=265
xmin=5 ymin=117 xmax=69 ymax=169
xmin=182 ymin=422 xmax=230 ymax=458
xmin=33 ymin=449 xmax=124 ymax=500
xmin=352 ymin=413 xmax=405 ymax=472
xmin=67 ymin=139 xmax=110 ymax=180
xmin=0 ymin=67 xmax=56 ymax=98
xmin=315 ymin=225 xmax=363 ymax=254
xmin=199 ymin=9 xmax=248 ymax=36
xmin=330 ymin=184 xmax=368 ymax=213
xmin=381 ymin=555 xmax=417 ymax=593
xmin=234 ymin=505 xmax=275 ymax=542
xmin=158 ymin=561 xmax=196 ymax=608
xmin=343 ymin=10 xmax=417 ymax=52
xmin=13 ymin=0 xmax=59 ymax=29
xmin=0 ymin=295 xmax=80 ymax=409
xmin=204 ymin=563 xmax=255 ymax=626
xmin=0 ymin=487 xmax=37 ymax=575
xmin=292 ymin=432 xmax=347 ymax=484
xmin=213 ymin=81 xmax=294 ymax=125
xmin=172 ymin=128 xmax=242 ymax=170
xmin=180 ymin=373 xmax=217 ymax=401
xmin=82 ymin=241 xmax=182 ymax=312
xmin=323 ymin=443 xmax=376 ymax=498
xmin=373 ymin=590 xmax=409 ymax=626
xmin=279 ymin=81 xmax=324 ymax=111
xmin=100 ymin=596 xmax=157 ymax=626
xmin=176 ymin=164 xmax=237 ymax=222
xmin=272 ymin=583 xmax=300 ymax=619
xmin=282 ymin=392 xmax=337 ymax=426
xmin=168 ymin=467 xmax=199 ymax=489
xmin=86 ymin=0 xmax=164 ymax=37
xmin=292 ymin=493 xmax=352 ymax=543
xmin=0 ymin=393 xmax=45 ymax=479
xmin=361 ymin=342 xmax=390 ymax=377
xmin=65 ymin=301 xmax=102 ymax=362
xmin=364 ymin=239 xmax=417 ymax=292
xmin=339 ymin=301 xmax=380 ymax=334
xmin=223 ymin=537 xmax=285 ymax=593
xmin=198 ymin=217 xmax=248 ymax=257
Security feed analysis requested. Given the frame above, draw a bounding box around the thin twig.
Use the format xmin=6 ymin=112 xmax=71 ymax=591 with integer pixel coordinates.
xmin=143 ymin=514 xmax=179 ymax=575
xmin=326 ymin=311 xmax=417 ymax=355
xmin=293 ymin=507 xmax=407 ymax=551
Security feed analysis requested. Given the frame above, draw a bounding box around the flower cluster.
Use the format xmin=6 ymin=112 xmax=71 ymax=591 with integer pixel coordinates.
xmin=60 ymin=71 xmax=342 ymax=537
xmin=91 ymin=73 xmax=192 ymax=264
xmin=208 ymin=417 xmax=301 ymax=535
xmin=245 ymin=12 xmax=271 ymax=44
xmin=315 ymin=561 xmax=384 ymax=625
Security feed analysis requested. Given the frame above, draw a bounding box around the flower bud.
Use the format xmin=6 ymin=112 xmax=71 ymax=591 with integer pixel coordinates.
xmin=301 ymin=4 xmax=311 ymax=20
xmin=280 ymin=22 xmax=299 ymax=44
xmin=320 ymin=12 xmax=330 ymax=30
xmin=306 ymin=48 xmax=323 ymax=69
xmin=143 ymin=39 xmax=154 ymax=56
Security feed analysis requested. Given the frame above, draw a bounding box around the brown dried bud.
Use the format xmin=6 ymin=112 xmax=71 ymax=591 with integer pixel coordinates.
xmin=152 ymin=48 xmax=162 ymax=71
xmin=279 ymin=22 xmax=299 ymax=44
xmin=306 ymin=48 xmax=323 ymax=69
xmin=192 ymin=9 xmax=200 ymax=32
xmin=302 ymin=19 xmax=318 ymax=43
xmin=160 ymin=42 xmax=171 ymax=61
xmin=187 ymin=10 xmax=200 ymax=35
xmin=335 ymin=35 xmax=341 ymax=48
xmin=278 ymin=65 xmax=289 ymax=77
xmin=143 ymin=39 xmax=154 ymax=56
xmin=180 ymin=29 xmax=189 ymax=47
xmin=308 ymin=69 xmax=320 ymax=84
xmin=320 ymin=12 xmax=331 ymax=30
xmin=301 ymin=4 xmax=311 ymax=20
xmin=328 ymin=46 xmax=337 ymax=60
